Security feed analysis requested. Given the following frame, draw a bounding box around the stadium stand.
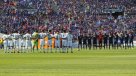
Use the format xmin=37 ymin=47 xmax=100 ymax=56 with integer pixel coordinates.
xmin=0 ymin=0 xmax=135 ymax=37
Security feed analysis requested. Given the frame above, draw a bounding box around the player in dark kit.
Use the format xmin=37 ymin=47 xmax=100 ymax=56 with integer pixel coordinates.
xmin=83 ymin=34 xmax=88 ymax=49
xmin=93 ymin=33 xmax=97 ymax=49
xmin=124 ymin=32 xmax=129 ymax=49
xmin=103 ymin=33 xmax=108 ymax=49
xmin=119 ymin=33 xmax=124 ymax=49
xmin=87 ymin=34 xmax=92 ymax=50
xmin=98 ymin=32 xmax=103 ymax=49
xmin=109 ymin=33 xmax=114 ymax=49
xmin=78 ymin=34 xmax=83 ymax=51
xmin=113 ymin=33 xmax=119 ymax=49
xmin=129 ymin=32 xmax=134 ymax=48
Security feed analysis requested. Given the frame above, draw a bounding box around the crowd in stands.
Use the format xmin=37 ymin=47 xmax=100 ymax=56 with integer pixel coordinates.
xmin=0 ymin=0 xmax=136 ymax=38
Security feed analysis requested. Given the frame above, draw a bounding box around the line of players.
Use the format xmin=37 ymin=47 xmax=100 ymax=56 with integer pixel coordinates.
xmin=2 ymin=30 xmax=74 ymax=53
xmin=78 ymin=31 xmax=135 ymax=50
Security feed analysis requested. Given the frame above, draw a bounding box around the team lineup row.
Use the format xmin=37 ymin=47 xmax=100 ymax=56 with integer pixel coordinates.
xmin=1 ymin=31 xmax=135 ymax=53
xmin=2 ymin=31 xmax=73 ymax=53
xmin=78 ymin=31 xmax=135 ymax=50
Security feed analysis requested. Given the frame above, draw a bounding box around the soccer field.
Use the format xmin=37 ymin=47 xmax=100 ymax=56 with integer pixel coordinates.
xmin=0 ymin=48 xmax=136 ymax=76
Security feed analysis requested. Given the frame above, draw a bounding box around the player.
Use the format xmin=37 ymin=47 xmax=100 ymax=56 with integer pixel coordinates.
xmin=39 ymin=31 xmax=46 ymax=52
xmin=92 ymin=32 xmax=97 ymax=49
xmin=24 ymin=32 xmax=32 ymax=52
xmin=119 ymin=32 xmax=124 ymax=49
xmin=47 ymin=31 xmax=53 ymax=53
xmin=87 ymin=33 xmax=92 ymax=50
xmin=3 ymin=35 xmax=8 ymax=53
xmin=109 ymin=32 xmax=114 ymax=49
xmin=61 ymin=30 xmax=68 ymax=53
xmin=55 ymin=32 xmax=61 ymax=53
xmin=67 ymin=31 xmax=73 ymax=53
xmin=124 ymin=32 xmax=129 ymax=49
xmin=12 ymin=32 xmax=20 ymax=53
xmin=32 ymin=31 xmax=39 ymax=52
xmin=98 ymin=32 xmax=103 ymax=49
xmin=78 ymin=34 xmax=83 ymax=51
xmin=83 ymin=34 xmax=88 ymax=50
xmin=103 ymin=33 xmax=108 ymax=49
xmin=113 ymin=33 xmax=119 ymax=49
xmin=7 ymin=33 xmax=14 ymax=53
xmin=20 ymin=35 xmax=26 ymax=53
xmin=0 ymin=38 xmax=3 ymax=49
xmin=129 ymin=32 xmax=134 ymax=48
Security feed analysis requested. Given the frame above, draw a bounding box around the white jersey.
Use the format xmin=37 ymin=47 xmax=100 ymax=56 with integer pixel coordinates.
xmin=3 ymin=35 xmax=8 ymax=47
xmin=24 ymin=33 xmax=31 ymax=40
xmin=7 ymin=34 xmax=14 ymax=46
xmin=51 ymin=34 xmax=56 ymax=38
xmin=24 ymin=33 xmax=32 ymax=48
xmin=39 ymin=33 xmax=46 ymax=39
xmin=61 ymin=33 xmax=68 ymax=46
xmin=39 ymin=33 xmax=46 ymax=46
xmin=55 ymin=33 xmax=61 ymax=40
xmin=20 ymin=35 xmax=26 ymax=47
xmin=12 ymin=33 xmax=21 ymax=47
xmin=2 ymin=35 xmax=8 ymax=51
xmin=7 ymin=34 xmax=13 ymax=40
xmin=47 ymin=33 xmax=52 ymax=45
xmin=61 ymin=33 xmax=68 ymax=39
xmin=2 ymin=35 xmax=8 ymax=40
xmin=67 ymin=33 xmax=73 ymax=47
xmin=47 ymin=33 xmax=52 ymax=40
xmin=67 ymin=33 xmax=73 ymax=41
xmin=55 ymin=33 xmax=61 ymax=47
xmin=12 ymin=33 xmax=20 ymax=40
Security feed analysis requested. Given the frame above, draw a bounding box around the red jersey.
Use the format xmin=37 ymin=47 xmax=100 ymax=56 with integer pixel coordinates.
xmin=98 ymin=33 xmax=103 ymax=41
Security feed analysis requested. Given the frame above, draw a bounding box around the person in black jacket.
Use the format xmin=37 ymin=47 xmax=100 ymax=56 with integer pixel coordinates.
xmin=124 ymin=32 xmax=129 ymax=49
xmin=109 ymin=32 xmax=114 ymax=49
xmin=119 ymin=32 xmax=124 ymax=49
xmin=93 ymin=33 xmax=97 ymax=49
xmin=113 ymin=33 xmax=119 ymax=49
xmin=129 ymin=32 xmax=134 ymax=48
xmin=78 ymin=34 xmax=83 ymax=51
xmin=88 ymin=34 xmax=92 ymax=50
xmin=103 ymin=33 xmax=108 ymax=49
xmin=83 ymin=34 xmax=88 ymax=50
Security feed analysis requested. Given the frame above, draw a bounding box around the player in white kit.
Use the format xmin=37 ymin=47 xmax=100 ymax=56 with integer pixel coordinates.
xmin=39 ymin=31 xmax=46 ymax=52
xmin=47 ymin=31 xmax=53 ymax=53
xmin=7 ymin=33 xmax=14 ymax=53
xmin=12 ymin=32 xmax=20 ymax=53
xmin=55 ymin=32 xmax=61 ymax=53
xmin=20 ymin=35 xmax=26 ymax=52
xmin=24 ymin=33 xmax=32 ymax=52
xmin=3 ymin=35 xmax=8 ymax=53
xmin=61 ymin=30 xmax=68 ymax=53
xmin=67 ymin=31 xmax=73 ymax=53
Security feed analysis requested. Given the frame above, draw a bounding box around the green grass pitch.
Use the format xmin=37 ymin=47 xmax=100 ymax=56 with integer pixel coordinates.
xmin=0 ymin=48 xmax=136 ymax=76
